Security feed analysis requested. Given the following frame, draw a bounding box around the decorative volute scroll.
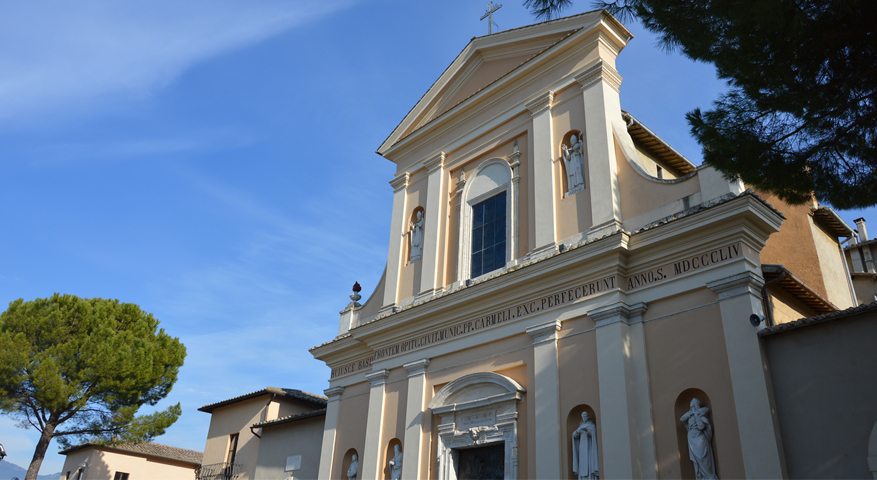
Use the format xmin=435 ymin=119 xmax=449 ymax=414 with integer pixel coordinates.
xmin=428 ymin=372 xmax=526 ymax=480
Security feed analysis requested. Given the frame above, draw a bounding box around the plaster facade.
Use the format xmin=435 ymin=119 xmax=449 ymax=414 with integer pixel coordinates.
xmin=310 ymin=9 xmax=861 ymax=480
xmin=59 ymin=443 xmax=201 ymax=480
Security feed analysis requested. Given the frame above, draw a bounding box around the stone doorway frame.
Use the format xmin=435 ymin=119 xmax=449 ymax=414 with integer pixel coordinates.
xmin=427 ymin=372 xmax=525 ymax=480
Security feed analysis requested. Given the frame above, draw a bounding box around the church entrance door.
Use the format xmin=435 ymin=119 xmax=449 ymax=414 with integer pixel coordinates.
xmin=457 ymin=444 xmax=505 ymax=479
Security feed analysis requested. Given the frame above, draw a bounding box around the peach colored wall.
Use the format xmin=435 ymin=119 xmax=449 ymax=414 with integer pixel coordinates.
xmin=758 ymin=192 xmax=828 ymax=298
xmin=615 ymin=139 xmax=700 ymax=222
xmin=203 ymin=396 xmax=271 ymax=480
xmin=852 ymin=275 xmax=877 ymax=304
xmin=332 ymin=381 xmax=370 ymax=480
xmin=424 ymin=335 xmax=533 ymax=479
xmin=378 ymin=368 xmax=409 ymax=476
xmin=557 ymin=314 xmax=600 ymax=479
xmin=61 ymin=447 xmax=197 ymax=480
xmin=358 ymin=266 xmax=387 ymax=320
xmin=642 ymin=290 xmax=745 ymax=479
xmin=551 ymin=86 xmax=593 ymax=242
xmin=60 ymin=448 xmax=93 ymax=480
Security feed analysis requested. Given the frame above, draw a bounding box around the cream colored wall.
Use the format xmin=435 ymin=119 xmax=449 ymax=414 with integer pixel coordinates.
xmin=557 ymin=314 xmax=601 ymax=480
xmin=810 ymin=221 xmax=855 ymax=308
xmin=758 ymin=192 xmax=829 ymax=298
xmin=615 ymin=139 xmax=700 ymax=223
xmin=852 ymin=275 xmax=877 ymax=304
xmin=60 ymin=449 xmax=93 ymax=480
xmin=551 ymin=85 xmax=593 ymax=242
xmin=254 ymin=416 xmax=325 ymax=480
xmin=203 ymin=396 xmax=270 ymax=480
xmin=641 ymin=289 xmax=746 ymax=479
xmin=332 ymin=381 xmax=370 ymax=480
xmin=62 ymin=447 xmax=196 ymax=480
xmin=424 ymin=334 xmax=533 ymax=479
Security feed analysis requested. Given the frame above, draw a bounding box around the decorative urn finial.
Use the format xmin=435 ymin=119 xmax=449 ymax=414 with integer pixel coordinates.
xmin=350 ymin=282 xmax=362 ymax=303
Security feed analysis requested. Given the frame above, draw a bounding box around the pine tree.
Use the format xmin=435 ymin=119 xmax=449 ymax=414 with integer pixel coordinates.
xmin=0 ymin=294 xmax=186 ymax=480
xmin=524 ymin=0 xmax=877 ymax=209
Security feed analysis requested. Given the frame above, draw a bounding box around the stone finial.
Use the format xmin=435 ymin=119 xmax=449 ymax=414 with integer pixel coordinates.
xmin=350 ymin=282 xmax=362 ymax=303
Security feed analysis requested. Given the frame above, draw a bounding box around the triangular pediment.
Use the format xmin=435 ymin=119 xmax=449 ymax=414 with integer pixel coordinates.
xmin=378 ymin=9 xmax=622 ymax=157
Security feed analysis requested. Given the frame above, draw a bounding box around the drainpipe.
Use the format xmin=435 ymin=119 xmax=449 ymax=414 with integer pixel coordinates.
xmin=761 ymin=269 xmax=787 ymax=327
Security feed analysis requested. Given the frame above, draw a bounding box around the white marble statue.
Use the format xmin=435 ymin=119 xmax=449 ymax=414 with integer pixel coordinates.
xmin=562 ymin=133 xmax=585 ymax=193
xmin=409 ymin=210 xmax=424 ymax=262
xmin=680 ymin=398 xmax=719 ymax=479
xmin=347 ymin=453 xmax=358 ymax=480
xmin=389 ymin=444 xmax=403 ymax=480
xmin=572 ymin=411 xmax=599 ymax=480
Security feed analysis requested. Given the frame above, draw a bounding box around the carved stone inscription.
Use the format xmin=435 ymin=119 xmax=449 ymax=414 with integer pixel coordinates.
xmin=330 ymin=243 xmax=744 ymax=377
xmin=461 ymin=410 xmax=496 ymax=429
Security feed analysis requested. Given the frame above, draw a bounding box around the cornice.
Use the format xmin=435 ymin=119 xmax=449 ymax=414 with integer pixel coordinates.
xmin=526 ymin=91 xmax=554 ymax=115
xmin=575 ymin=59 xmax=622 ymax=93
xmin=526 ymin=319 xmax=561 ymax=343
xmin=389 ymin=172 xmax=410 ymax=192
xmin=324 ymin=386 xmax=345 ymax=401
xmin=366 ymin=369 xmax=390 ymax=387
xmin=588 ymin=301 xmax=647 ymax=327
xmin=706 ymin=271 xmax=765 ymax=300
xmin=424 ymin=152 xmax=446 ymax=173
xmin=404 ymin=358 xmax=431 ymax=376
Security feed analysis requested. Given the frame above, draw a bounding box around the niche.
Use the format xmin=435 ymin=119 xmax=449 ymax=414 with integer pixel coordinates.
xmin=383 ymin=438 xmax=402 ymax=479
xmin=408 ymin=206 xmax=425 ymax=264
xmin=559 ymin=130 xmax=586 ymax=197
xmin=341 ymin=448 xmax=359 ymax=480
xmin=566 ymin=405 xmax=598 ymax=480
xmin=674 ymin=389 xmax=719 ymax=479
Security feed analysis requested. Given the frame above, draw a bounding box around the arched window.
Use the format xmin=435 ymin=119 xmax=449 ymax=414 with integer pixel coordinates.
xmin=458 ymin=159 xmax=517 ymax=282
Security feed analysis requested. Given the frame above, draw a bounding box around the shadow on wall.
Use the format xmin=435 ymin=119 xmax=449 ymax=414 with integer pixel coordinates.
xmin=675 ymin=388 xmax=719 ymax=479
xmin=566 ymin=404 xmax=598 ymax=480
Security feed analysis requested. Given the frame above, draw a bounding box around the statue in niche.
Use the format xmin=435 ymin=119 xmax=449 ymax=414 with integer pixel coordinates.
xmin=572 ymin=411 xmax=599 ymax=480
xmin=562 ymin=133 xmax=586 ymax=194
xmin=389 ymin=445 xmax=403 ymax=480
xmin=680 ymin=398 xmax=719 ymax=479
xmin=347 ymin=453 xmax=358 ymax=480
xmin=409 ymin=210 xmax=424 ymax=263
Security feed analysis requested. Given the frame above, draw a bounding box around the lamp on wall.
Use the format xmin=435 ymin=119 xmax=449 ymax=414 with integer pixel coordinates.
xmin=0 ymin=443 xmax=7 ymax=462
xmin=78 ymin=462 xmax=88 ymax=469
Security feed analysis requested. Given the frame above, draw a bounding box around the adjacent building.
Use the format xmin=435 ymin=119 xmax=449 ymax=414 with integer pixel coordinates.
xmin=845 ymin=218 xmax=877 ymax=304
xmin=58 ymin=442 xmax=201 ymax=480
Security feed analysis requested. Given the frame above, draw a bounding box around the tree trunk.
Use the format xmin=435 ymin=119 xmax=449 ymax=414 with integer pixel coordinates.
xmin=26 ymin=423 xmax=55 ymax=480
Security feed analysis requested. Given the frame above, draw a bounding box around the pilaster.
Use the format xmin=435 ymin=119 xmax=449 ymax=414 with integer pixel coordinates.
xmin=317 ymin=386 xmax=345 ymax=480
xmin=591 ymin=301 xmax=658 ymax=479
xmin=382 ymin=173 xmax=410 ymax=314
xmin=401 ymin=358 xmax=430 ymax=479
xmin=575 ymin=60 xmax=624 ymax=241
xmin=509 ymin=141 xmax=522 ymax=262
xmin=362 ymin=369 xmax=390 ymax=480
xmin=707 ymin=272 xmax=786 ymax=479
xmin=526 ymin=91 xmax=558 ymax=257
xmin=419 ymin=153 xmax=446 ymax=299
xmin=526 ymin=320 xmax=562 ymax=479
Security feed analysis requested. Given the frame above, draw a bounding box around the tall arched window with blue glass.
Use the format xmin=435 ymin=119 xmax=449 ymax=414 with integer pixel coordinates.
xmin=458 ymin=158 xmax=518 ymax=283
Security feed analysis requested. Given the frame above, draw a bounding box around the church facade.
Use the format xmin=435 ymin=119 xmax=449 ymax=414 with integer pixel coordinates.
xmin=310 ymin=11 xmax=859 ymax=479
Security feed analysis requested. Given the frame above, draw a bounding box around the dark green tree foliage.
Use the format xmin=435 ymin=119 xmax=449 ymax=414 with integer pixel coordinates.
xmin=525 ymin=0 xmax=877 ymax=209
xmin=0 ymin=294 xmax=186 ymax=480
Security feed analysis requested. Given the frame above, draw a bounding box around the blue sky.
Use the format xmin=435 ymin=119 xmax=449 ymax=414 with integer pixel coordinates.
xmin=1 ymin=1 xmax=873 ymax=475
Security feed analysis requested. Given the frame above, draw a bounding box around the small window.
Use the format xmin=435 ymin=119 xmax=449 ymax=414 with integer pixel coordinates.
xmin=113 ymin=473 xmax=130 ymax=480
xmin=471 ymin=191 xmax=507 ymax=278
xmin=227 ymin=432 xmax=240 ymax=465
xmin=656 ymin=165 xmax=663 ymax=179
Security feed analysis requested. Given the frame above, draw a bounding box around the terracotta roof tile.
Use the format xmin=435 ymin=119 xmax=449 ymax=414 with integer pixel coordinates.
xmin=758 ymin=301 xmax=877 ymax=337
xmin=60 ymin=442 xmax=202 ymax=465
xmin=199 ymin=387 xmax=327 ymax=413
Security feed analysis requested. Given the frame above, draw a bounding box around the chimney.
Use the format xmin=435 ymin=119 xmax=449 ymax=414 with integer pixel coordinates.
xmin=855 ymin=218 xmax=869 ymax=242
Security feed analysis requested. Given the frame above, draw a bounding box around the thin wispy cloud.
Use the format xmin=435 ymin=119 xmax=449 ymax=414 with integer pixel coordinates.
xmin=0 ymin=0 xmax=356 ymax=123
